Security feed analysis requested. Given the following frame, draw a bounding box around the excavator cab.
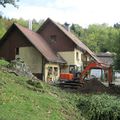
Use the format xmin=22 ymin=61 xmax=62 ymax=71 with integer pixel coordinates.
xmin=69 ymin=65 xmax=81 ymax=79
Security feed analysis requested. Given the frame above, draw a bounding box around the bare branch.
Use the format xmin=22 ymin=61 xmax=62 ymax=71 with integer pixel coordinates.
xmin=0 ymin=0 xmax=18 ymax=7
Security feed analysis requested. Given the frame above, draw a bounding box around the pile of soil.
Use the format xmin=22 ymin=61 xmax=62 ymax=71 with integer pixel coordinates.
xmin=58 ymin=78 xmax=109 ymax=93
xmin=78 ymin=79 xmax=109 ymax=93
xmin=57 ymin=79 xmax=120 ymax=94
xmin=109 ymin=84 xmax=120 ymax=94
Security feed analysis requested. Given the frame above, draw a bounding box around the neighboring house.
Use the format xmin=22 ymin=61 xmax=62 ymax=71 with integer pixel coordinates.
xmin=96 ymin=52 xmax=114 ymax=65
xmin=0 ymin=18 xmax=100 ymax=82
xmin=89 ymin=52 xmax=114 ymax=80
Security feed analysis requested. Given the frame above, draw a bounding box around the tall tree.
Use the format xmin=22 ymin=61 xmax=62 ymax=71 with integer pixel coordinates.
xmin=114 ymin=30 xmax=120 ymax=70
xmin=71 ymin=24 xmax=83 ymax=37
xmin=114 ymin=23 xmax=120 ymax=29
xmin=71 ymin=23 xmax=119 ymax=53
xmin=0 ymin=0 xmax=18 ymax=7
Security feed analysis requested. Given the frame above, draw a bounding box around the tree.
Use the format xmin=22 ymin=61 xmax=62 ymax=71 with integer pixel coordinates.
xmin=114 ymin=23 xmax=120 ymax=29
xmin=0 ymin=0 xmax=18 ymax=7
xmin=71 ymin=24 xmax=84 ymax=37
xmin=114 ymin=30 xmax=120 ymax=70
xmin=71 ymin=23 xmax=119 ymax=53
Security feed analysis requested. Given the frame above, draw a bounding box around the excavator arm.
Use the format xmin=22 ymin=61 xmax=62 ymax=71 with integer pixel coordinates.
xmin=80 ymin=62 xmax=112 ymax=84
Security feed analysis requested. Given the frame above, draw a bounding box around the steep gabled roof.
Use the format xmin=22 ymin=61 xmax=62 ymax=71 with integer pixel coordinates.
xmin=38 ymin=18 xmax=101 ymax=63
xmin=0 ymin=23 xmax=66 ymax=63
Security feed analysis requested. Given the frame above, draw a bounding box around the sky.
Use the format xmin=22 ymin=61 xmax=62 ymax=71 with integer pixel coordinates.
xmin=0 ymin=0 xmax=120 ymax=27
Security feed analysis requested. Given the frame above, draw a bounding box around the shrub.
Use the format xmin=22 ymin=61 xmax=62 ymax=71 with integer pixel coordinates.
xmin=77 ymin=94 xmax=120 ymax=120
xmin=0 ymin=59 xmax=9 ymax=67
xmin=27 ymin=80 xmax=43 ymax=89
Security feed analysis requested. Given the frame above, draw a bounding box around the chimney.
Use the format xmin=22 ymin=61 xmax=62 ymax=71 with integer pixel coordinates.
xmin=64 ymin=22 xmax=70 ymax=31
xmin=28 ymin=20 xmax=32 ymax=30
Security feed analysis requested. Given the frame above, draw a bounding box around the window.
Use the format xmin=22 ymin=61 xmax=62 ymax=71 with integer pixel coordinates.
xmin=76 ymin=52 xmax=79 ymax=61
xmin=16 ymin=47 xmax=19 ymax=55
xmin=81 ymin=53 xmax=86 ymax=61
xmin=49 ymin=35 xmax=56 ymax=43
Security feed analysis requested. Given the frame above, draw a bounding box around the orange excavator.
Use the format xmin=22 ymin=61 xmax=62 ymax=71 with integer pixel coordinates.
xmin=60 ymin=61 xmax=113 ymax=85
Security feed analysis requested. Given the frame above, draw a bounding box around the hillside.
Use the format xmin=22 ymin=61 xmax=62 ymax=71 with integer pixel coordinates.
xmin=1 ymin=60 xmax=120 ymax=120
xmin=0 ymin=62 xmax=82 ymax=120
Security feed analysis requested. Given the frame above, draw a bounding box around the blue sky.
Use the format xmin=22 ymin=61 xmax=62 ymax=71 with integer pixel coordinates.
xmin=0 ymin=0 xmax=120 ymax=27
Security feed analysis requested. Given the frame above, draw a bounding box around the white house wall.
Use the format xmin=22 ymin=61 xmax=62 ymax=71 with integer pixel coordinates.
xmin=58 ymin=51 xmax=75 ymax=65
xmin=19 ymin=46 xmax=42 ymax=73
xmin=58 ymin=48 xmax=84 ymax=73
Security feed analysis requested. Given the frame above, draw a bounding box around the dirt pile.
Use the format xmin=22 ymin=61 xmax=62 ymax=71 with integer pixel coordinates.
xmin=58 ymin=78 xmax=109 ymax=93
xmin=109 ymin=84 xmax=120 ymax=94
xmin=78 ymin=79 xmax=108 ymax=93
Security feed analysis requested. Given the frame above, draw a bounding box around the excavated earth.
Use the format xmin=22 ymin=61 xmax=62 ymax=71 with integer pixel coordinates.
xmin=57 ymin=78 xmax=120 ymax=94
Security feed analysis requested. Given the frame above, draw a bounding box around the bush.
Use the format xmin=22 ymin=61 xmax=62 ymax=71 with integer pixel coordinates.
xmin=0 ymin=59 xmax=9 ymax=67
xmin=27 ymin=80 xmax=43 ymax=89
xmin=77 ymin=94 xmax=120 ymax=120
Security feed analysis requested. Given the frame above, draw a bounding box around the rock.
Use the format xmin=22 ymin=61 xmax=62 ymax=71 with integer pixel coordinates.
xmin=6 ymin=57 xmax=39 ymax=80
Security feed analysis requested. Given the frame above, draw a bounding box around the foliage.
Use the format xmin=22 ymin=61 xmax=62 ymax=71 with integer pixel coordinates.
xmin=114 ymin=54 xmax=120 ymax=70
xmin=0 ymin=17 xmax=14 ymax=38
xmin=0 ymin=18 xmax=7 ymax=38
xmin=77 ymin=94 xmax=120 ymax=120
xmin=114 ymin=30 xmax=120 ymax=70
xmin=0 ymin=59 xmax=9 ymax=66
xmin=114 ymin=23 xmax=120 ymax=29
xmin=71 ymin=23 xmax=120 ymax=52
xmin=0 ymin=17 xmax=44 ymax=39
xmin=0 ymin=0 xmax=18 ymax=7
xmin=71 ymin=24 xmax=84 ymax=37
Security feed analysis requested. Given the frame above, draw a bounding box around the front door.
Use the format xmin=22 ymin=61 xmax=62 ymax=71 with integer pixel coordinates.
xmin=45 ymin=63 xmax=60 ymax=83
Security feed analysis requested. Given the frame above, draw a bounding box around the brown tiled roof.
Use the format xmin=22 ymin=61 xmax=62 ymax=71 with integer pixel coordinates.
xmin=39 ymin=18 xmax=101 ymax=63
xmin=1 ymin=23 xmax=66 ymax=63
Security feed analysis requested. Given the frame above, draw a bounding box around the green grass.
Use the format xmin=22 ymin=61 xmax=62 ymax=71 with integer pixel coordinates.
xmin=0 ymin=59 xmax=9 ymax=67
xmin=1 ymin=60 xmax=120 ymax=120
xmin=0 ymin=69 xmax=83 ymax=120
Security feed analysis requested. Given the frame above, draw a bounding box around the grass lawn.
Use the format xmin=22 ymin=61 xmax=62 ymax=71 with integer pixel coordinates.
xmin=0 ymin=69 xmax=82 ymax=120
xmin=1 ymin=60 xmax=120 ymax=120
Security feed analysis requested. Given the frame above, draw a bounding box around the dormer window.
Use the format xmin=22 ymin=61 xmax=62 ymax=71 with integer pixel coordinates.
xmin=49 ymin=35 xmax=56 ymax=43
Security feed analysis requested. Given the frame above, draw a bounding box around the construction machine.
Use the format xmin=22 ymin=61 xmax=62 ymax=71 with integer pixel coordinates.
xmin=60 ymin=61 xmax=113 ymax=85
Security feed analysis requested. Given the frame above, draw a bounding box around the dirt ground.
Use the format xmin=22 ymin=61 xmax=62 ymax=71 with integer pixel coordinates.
xmin=58 ymin=78 xmax=120 ymax=95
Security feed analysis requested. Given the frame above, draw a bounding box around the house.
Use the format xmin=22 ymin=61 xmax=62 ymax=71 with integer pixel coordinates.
xmin=0 ymin=18 xmax=100 ymax=82
xmin=37 ymin=18 xmax=100 ymax=72
xmin=0 ymin=23 xmax=65 ymax=82
xmin=96 ymin=52 xmax=114 ymax=65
